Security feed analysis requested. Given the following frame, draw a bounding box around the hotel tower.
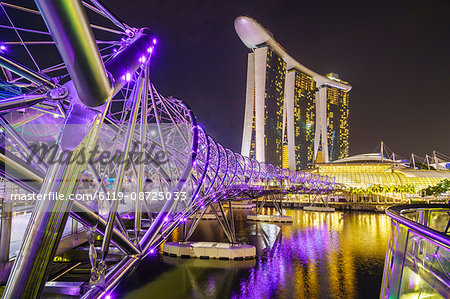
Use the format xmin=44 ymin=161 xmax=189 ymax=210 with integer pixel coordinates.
xmin=235 ymin=16 xmax=352 ymax=170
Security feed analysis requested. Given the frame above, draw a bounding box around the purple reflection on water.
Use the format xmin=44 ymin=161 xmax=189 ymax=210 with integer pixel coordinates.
xmin=232 ymin=224 xmax=336 ymax=298
xmin=208 ymin=275 xmax=216 ymax=294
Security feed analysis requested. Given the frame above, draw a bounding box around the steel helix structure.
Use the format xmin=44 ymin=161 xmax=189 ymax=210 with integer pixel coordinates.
xmin=0 ymin=1 xmax=335 ymax=297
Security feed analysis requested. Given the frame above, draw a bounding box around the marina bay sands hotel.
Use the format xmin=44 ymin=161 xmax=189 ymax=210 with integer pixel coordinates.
xmin=235 ymin=16 xmax=352 ymax=170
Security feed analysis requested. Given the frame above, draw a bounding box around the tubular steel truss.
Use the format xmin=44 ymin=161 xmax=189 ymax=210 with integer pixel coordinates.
xmin=0 ymin=1 xmax=336 ymax=298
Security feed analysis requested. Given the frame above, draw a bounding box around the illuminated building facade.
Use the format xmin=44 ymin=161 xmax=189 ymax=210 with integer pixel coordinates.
xmin=282 ymin=141 xmax=289 ymax=169
xmin=311 ymin=153 xmax=450 ymax=190
xmin=328 ymin=87 xmax=349 ymax=160
xmin=285 ymin=70 xmax=316 ymax=169
xmin=241 ymin=45 xmax=286 ymax=166
xmin=315 ymin=73 xmax=349 ymax=162
xmin=236 ymin=16 xmax=352 ymax=169
xmin=264 ymin=47 xmax=286 ymax=165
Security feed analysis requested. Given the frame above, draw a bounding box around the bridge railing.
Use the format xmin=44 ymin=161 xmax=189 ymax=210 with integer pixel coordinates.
xmin=381 ymin=204 xmax=450 ymax=299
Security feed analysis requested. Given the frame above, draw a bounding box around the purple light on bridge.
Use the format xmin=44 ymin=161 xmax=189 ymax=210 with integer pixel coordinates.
xmin=0 ymin=45 xmax=6 ymax=51
xmin=125 ymin=72 xmax=131 ymax=81
xmin=152 ymin=38 xmax=157 ymax=45
xmin=121 ymin=213 xmax=134 ymax=220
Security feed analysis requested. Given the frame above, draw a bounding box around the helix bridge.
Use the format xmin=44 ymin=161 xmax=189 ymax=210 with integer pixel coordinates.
xmin=0 ymin=1 xmax=336 ymax=297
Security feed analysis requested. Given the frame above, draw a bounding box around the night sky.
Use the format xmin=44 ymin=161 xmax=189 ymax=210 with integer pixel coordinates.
xmin=107 ymin=0 xmax=449 ymax=159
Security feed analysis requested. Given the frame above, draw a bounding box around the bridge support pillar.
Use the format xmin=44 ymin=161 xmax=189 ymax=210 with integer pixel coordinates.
xmin=167 ymin=200 xmax=256 ymax=260
xmin=163 ymin=241 xmax=255 ymax=260
xmin=249 ymin=194 xmax=293 ymax=223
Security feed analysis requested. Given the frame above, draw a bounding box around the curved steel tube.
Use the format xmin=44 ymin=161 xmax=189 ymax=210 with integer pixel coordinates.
xmin=0 ymin=53 xmax=55 ymax=88
xmin=35 ymin=0 xmax=112 ymax=107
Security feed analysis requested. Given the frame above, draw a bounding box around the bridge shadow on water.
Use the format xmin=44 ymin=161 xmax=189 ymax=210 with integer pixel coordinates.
xmin=114 ymin=208 xmax=390 ymax=299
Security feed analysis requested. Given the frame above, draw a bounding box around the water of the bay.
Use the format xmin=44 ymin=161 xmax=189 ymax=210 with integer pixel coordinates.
xmin=116 ymin=208 xmax=390 ymax=299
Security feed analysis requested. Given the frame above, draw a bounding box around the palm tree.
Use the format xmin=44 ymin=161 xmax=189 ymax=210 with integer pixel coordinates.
xmin=393 ymin=185 xmax=401 ymax=203
xmin=371 ymin=184 xmax=382 ymax=203
xmin=406 ymin=184 xmax=415 ymax=203
xmin=384 ymin=185 xmax=393 ymax=203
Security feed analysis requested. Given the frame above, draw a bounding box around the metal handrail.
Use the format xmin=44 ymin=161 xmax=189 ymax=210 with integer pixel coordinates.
xmin=386 ymin=204 xmax=450 ymax=248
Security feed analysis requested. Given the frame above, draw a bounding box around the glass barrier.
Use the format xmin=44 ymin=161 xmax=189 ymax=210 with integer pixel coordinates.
xmin=381 ymin=204 xmax=450 ymax=299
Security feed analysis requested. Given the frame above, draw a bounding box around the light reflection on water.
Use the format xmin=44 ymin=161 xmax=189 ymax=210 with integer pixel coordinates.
xmin=118 ymin=209 xmax=390 ymax=299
